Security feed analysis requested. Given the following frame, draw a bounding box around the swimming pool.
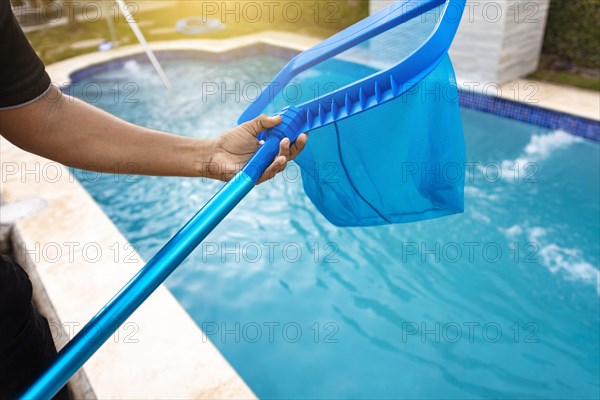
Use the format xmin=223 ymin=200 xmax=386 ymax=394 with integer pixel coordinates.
xmin=71 ymin=55 xmax=599 ymax=399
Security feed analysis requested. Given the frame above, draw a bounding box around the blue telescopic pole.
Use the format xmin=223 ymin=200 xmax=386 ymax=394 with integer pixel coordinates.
xmin=21 ymin=107 xmax=305 ymax=399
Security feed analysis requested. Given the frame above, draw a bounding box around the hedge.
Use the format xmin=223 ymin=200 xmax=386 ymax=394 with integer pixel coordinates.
xmin=542 ymin=0 xmax=600 ymax=69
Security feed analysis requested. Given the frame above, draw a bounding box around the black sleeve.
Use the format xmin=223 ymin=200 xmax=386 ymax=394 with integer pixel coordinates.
xmin=0 ymin=0 xmax=51 ymax=109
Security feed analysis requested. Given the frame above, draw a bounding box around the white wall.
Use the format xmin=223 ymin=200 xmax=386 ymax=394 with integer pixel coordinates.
xmin=497 ymin=0 xmax=550 ymax=83
xmin=369 ymin=0 xmax=550 ymax=85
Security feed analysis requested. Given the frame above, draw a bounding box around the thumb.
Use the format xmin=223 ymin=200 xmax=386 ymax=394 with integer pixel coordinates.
xmin=245 ymin=114 xmax=282 ymax=137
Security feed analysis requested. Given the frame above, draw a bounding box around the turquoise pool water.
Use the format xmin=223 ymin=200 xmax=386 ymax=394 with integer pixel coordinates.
xmin=72 ymin=56 xmax=599 ymax=399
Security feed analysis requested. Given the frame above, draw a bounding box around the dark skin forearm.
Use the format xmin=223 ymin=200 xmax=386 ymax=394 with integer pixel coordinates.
xmin=1 ymin=86 xmax=207 ymax=176
xmin=0 ymin=85 xmax=307 ymax=182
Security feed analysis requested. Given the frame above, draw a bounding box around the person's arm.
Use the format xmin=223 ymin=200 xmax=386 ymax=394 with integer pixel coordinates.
xmin=0 ymin=85 xmax=307 ymax=183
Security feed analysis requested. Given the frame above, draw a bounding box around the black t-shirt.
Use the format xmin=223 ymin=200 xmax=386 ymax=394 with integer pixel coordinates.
xmin=0 ymin=0 xmax=51 ymax=109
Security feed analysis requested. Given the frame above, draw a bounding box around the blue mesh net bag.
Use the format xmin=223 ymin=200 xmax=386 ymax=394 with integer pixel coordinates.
xmin=240 ymin=0 xmax=466 ymax=227
xmin=295 ymin=56 xmax=464 ymax=226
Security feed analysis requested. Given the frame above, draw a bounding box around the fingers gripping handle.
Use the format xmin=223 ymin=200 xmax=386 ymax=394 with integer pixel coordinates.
xmin=267 ymin=106 xmax=307 ymax=143
xmin=241 ymin=106 xmax=306 ymax=182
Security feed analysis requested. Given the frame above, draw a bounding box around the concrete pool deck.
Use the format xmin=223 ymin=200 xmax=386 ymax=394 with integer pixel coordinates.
xmin=497 ymin=79 xmax=599 ymax=122
xmin=1 ymin=31 xmax=598 ymax=398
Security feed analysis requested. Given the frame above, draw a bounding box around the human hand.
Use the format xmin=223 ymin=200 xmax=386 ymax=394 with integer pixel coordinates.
xmin=208 ymin=114 xmax=308 ymax=184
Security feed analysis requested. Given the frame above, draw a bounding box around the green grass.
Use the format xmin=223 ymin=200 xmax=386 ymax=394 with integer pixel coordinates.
xmin=25 ymin=1 xmax=366 ymax=65
xmin=527 ymin=55 xmax=600 ymax=92
xmin=528 ymin=69 xmax=600 ymax=92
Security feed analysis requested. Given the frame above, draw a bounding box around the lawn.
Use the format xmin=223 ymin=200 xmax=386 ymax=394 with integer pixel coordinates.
xmin=528 ymin=55 xmax=600 ymax=92
xmin=528 ymin=69 xmax=600 ymax=92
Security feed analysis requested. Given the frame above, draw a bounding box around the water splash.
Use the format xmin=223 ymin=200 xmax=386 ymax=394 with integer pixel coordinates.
xmin=500 ymin=130 xmax=584 ymax=181
xmin=528 ymin=227 xmax=599 ymax=294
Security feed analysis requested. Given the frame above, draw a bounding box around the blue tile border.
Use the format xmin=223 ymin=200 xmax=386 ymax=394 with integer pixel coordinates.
xmin=66 ymin=46 xmax=599 ymax=142
xmin=459 ymin=90 xmax=599 ymax=142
